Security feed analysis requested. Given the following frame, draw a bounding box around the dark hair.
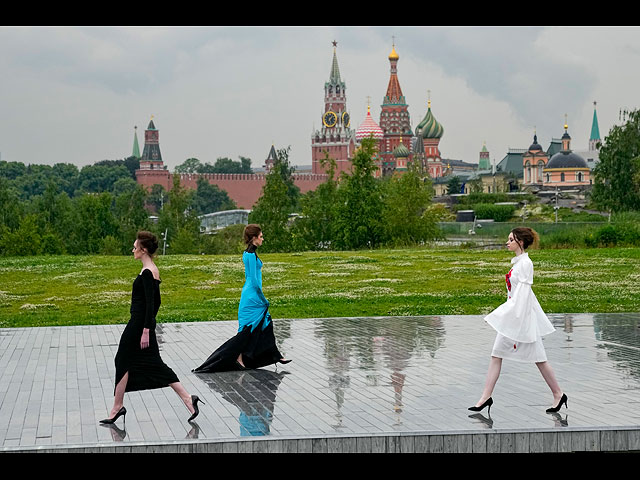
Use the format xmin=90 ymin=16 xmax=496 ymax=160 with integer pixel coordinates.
xmin=136 ymin=231 xmax=159 ymax=255
xmin=243 ymin=224 xmax=262 ymax=245
xmin=511 ymin=227 xmax=539 ymax=250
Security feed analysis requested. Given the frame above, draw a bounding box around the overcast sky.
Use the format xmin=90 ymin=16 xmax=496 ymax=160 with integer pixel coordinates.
xmin=1 ymin=26 xmax=639 ymax=170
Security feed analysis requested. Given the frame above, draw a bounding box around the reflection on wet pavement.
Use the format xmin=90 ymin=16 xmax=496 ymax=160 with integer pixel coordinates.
xmin=1 ymin=313 xmax=639 ymax=451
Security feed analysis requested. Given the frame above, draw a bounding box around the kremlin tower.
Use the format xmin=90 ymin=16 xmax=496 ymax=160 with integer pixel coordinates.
xmin=311 ymin=41 xmax=356 ymax=176
xmin=379 ymin=41 xmax=413 ymax=176
xmin=478 ymin=142 xmax=490 ymax=171
xmin=138 ymin=117 xmax=165 ymax=171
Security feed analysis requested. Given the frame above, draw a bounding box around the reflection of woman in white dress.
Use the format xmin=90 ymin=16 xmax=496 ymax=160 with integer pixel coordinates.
xmin=469 ymin=227 xmax=567 ymax=414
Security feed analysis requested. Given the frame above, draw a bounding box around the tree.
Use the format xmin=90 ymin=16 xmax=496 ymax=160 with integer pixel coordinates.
xmin=0 ymin=177 xmax=24 ymax=230
xmin=176 ymin=156 xmax=253 ymax=174
xmin=193 ymin=177 xmax=236 ymax=215
xmin=71 ymin=192 xmax=120 ymax=254
xmin=156 ymin=174 xmax=200 ymax=254
xmin=292 ymin=152 xmax=338 ymax=250
xmin=0 ymin=160 xmax=27 ymax=180
xmin=591 ymin=108 xmax=640 ymax=213
xmin=381 ymin=164 xmax=439 ymax=246
xmin=114 ymin=184 xmax=150 ymax=253
xmin=210 ymin=156 xmax=253 ymax=174
xmin=31 ymin=180 xmax=75 ymax=251
xmin=0 ymin=214 xmax=42 ymax=256
xmin=174 ymin=157 xmax=202 ymax=174
xmin=333 ymin=137 xmax=384 ymax=250
xmin=146 ymin=184 xmax=167 ymax=212
xmin=77 ymin=163 xmax=131 ymax=193
xmin=51 ymin=163 xmax=80 ymax=196
xmin=249 ymin=146 xmax=299 ymax=252
xmin=446 ymin=176 xmax=462 ymax=195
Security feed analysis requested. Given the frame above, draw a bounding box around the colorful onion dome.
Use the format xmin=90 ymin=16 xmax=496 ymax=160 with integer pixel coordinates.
xmin=393 ymin=139 xmax=410 ymax=158
xmin=389 ymin=44 xmax=399 ymax=61
xmin=355 ymin=105 xmax=384 ymax=141
xmin=416 ymin=99 xmax=444 ymax=139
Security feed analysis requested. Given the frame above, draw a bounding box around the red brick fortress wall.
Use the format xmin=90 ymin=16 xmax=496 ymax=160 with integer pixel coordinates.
xmin=136 ymin=169 xmax=328 ymax=209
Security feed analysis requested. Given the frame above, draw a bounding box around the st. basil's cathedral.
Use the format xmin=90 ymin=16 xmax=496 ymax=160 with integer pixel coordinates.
xmin=311 ymin=41 xmax=446 ymax=180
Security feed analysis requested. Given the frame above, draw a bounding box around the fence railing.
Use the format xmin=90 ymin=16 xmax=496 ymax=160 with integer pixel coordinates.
xmin=438 ymin=221 xmax=608 ymax=238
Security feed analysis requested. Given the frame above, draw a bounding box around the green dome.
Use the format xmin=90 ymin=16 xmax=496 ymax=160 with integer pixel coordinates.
xmin=416 ymin=107 xmax=444 ymax=139
xmin=393 ymin=141 xmax=410 ymax=158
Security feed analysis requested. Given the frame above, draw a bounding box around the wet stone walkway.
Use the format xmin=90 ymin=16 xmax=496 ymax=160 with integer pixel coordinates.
xmin=1 ymin=313 xmax=639 ymax=453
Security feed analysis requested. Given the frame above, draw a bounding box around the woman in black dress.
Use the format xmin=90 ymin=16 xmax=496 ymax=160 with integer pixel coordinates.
xmin=193 ymin=224 xmax=291 ymax=373
xmin=100 ymin=231 xmax=203 ymax=424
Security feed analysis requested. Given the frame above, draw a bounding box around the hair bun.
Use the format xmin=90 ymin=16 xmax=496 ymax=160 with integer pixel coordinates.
xmin=137 ymin=231 xmax=159 ymax=255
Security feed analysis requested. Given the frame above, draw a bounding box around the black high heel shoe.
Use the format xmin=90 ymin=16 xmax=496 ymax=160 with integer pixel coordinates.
xmin=188 ymin=395 xmax=205 ymax=422
xmin=546 ymin=393 xmax=568 ymax=413
xmin=468 ymin=397 xmax=493 ymax=414
xmin=99 ymin=406 xmax=126 ymax=424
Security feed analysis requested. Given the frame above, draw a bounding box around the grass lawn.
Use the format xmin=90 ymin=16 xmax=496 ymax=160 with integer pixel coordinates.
xmin=0 ymin=247 xmax=638 ymax=328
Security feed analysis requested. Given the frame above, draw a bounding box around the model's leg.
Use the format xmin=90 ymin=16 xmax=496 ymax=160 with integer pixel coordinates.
xmin=475 ymin=356 xmax=502 ymax=406
xmin=237 ymin=353 xmax=245 ymax=367
xmin=169 ymin=382 xmax=195 ymax=414
xmin=535 ymin=361 xmax=563 ymax=405
xmin=108 ymin=372 xmax=128 ymax=418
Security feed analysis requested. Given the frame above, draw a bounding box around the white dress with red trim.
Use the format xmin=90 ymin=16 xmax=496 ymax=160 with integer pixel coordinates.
xmin=484 ymin=252 xmax=555 ymax=363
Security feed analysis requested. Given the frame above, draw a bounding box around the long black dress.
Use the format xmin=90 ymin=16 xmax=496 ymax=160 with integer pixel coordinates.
xmin=113 ymin=268 xmax=179 ymax=393
xmin=193 ymin=245 xmax=284 ymax=373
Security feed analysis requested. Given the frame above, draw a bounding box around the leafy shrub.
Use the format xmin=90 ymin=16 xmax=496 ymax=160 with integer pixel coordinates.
xmin=472 ymin=203 xmax=517 ymax=222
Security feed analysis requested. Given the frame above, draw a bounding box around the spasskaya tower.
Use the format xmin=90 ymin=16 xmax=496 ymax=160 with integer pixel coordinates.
xmin=311 ymin=41 xmax=356 ymax=175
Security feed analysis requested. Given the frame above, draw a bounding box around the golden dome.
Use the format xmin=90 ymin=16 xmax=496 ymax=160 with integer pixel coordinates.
xmin=389 ymin=44 xmax=399 ymax=60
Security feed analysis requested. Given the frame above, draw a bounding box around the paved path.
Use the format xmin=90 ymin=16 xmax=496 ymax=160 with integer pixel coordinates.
xmin=1 ymin=313 xmax=639 ymax=452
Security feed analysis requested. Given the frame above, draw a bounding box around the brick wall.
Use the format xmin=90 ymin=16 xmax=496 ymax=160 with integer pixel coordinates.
xmin=136 ymin=169 xmax=328 ymax=209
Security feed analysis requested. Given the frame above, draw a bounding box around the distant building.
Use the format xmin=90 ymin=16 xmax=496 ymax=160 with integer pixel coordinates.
xmin=542 ymin=118 xmax=590 ymax=187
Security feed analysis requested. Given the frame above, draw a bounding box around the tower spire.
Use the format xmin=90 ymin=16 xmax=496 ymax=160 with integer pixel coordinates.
xmin=590 ymin=101 xmax=601 ymax=151
xmin=329 ymin=40 xmax=341 ymax=83
xmin=132 ymin=125 xmax=141 ymax=159
xmin=561 ymin=114 xmax=571 ymax=151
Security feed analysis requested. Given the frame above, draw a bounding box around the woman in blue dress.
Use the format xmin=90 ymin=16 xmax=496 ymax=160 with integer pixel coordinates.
xmin=193 ymin=224 xmax=291 ymax=372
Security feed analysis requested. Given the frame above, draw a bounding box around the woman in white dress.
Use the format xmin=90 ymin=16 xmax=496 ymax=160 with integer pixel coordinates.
xmin=469 ymin=227 xmax=567 ymax=414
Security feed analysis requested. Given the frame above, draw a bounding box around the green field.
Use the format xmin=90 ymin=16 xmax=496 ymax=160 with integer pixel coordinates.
xmin=0 ymin=247 xmax=638 ymax=328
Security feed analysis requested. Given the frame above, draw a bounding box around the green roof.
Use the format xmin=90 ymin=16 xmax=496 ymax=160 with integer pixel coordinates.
xmin=495 ymin=151 xmax=524 ymax=175
xmin=590 ymin=107 xmax=601 ymax=141
xmin=132 ymin=128 xmax=141 ymax=159
xmin=546 ymin=139 xmax=562 ymax=157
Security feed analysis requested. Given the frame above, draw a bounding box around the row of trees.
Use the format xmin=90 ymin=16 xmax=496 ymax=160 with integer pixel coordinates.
xmin=249 ymin=137 xmax=446 ymax=253
xmin=0 ymin=159 xmax=238 ymax=256
xmin=174 ymin=156 xmax=253 ymax=174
